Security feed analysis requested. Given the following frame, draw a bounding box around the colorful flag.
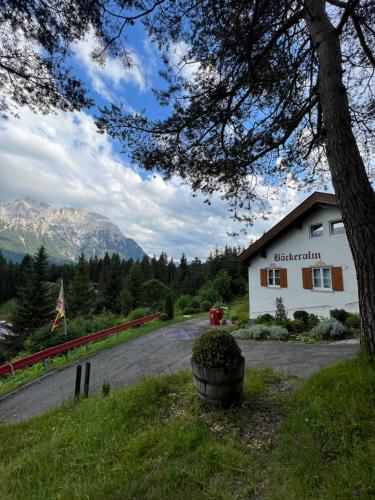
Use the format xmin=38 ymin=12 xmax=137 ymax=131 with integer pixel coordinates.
xmin=52 ymin=282 xmax=65 ymax=332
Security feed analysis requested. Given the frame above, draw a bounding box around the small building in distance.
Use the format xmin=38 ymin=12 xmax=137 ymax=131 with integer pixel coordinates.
xmin=238 ymin=192 xmax=359 ymax=319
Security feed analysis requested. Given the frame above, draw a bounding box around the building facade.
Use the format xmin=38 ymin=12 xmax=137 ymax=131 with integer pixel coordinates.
xmin=239 ymin=192 xmax=359 ymax=318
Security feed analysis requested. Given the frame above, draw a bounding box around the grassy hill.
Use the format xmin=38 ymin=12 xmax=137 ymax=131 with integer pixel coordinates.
xmin=0 ymin=356 xmax=374 ymax=499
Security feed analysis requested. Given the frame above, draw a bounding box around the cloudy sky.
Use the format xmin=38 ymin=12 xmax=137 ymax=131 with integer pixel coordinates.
xmin=0 ymin=26 xmax=312 ymax=261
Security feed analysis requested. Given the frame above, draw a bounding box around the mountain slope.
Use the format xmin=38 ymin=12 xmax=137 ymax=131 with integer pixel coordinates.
xmin=0 ymin=198 xmax=145 ymax=262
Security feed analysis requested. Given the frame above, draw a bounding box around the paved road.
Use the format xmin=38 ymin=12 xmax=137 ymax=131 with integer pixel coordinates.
xmin=0 ymin=318 xmax=359 ymax=424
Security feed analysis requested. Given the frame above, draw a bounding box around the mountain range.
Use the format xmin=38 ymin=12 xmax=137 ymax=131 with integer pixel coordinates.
xmin=0 ymin=198 xmax=145 ymax=263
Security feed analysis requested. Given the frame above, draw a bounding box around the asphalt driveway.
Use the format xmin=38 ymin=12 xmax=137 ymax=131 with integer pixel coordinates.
xmin=0 ymin=317 xmax=359 ymax=424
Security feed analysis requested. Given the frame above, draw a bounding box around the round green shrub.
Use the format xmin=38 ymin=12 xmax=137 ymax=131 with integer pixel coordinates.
xmin=255 ymin=313 xmax=274 ymax=324
xmin=199 ymin=300 xmax=211 ymax=312
xmin=330 ymin=309 xmax=349 ymax=323
xmin=192 ymin=329 xmax=242 ymax=370
xmin=293 ymin=310 xmax=309 ymax=323
xmin=311 ymin=318 xmax=348 ymax=340
xmin=159 ymin=312 xmax=169 ymax=321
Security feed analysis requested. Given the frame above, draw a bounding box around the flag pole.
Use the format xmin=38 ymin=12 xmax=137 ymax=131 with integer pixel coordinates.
xmin=62 ymin=278 xmax=67 ymax=336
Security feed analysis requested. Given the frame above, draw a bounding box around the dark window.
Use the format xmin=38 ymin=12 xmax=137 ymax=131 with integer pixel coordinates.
xmin=310 ymin=223 xmax=323 ymax=238
xmin=330 ymin=220 xmax=345 ymax=235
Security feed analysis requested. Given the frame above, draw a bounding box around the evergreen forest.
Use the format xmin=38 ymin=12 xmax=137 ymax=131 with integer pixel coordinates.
xmin=0 ymin=246 xmax=247 ymax=363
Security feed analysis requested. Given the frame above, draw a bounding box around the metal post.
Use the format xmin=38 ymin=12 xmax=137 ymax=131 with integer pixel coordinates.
xmin=83 ymin=362 xmax=91 ymax=398
xmin=75 ymin=364 xmax=82 ymax=399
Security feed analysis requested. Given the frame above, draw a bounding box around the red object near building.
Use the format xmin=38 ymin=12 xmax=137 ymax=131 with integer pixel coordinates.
xmin=209 ymin=307 xmax=224 ymax=326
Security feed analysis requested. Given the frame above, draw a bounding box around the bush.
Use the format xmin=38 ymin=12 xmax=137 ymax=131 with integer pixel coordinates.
xmin=293 ymin=310 xmax=309 ymax=323
xmin=159 ymin=312 xmax=169 ymax=321
xmin=345 ymin=313 xmax=360 ymax=331
xmin=275 ymin=297 xmax=287 ymax=322
xmin=232 ymin=318 xmax=248 ymax=330
xmin=311 ymin=318 xmax=348 ymax=340
xmin=307 ymin=313 xmax=320 ymax=329
xmin=192 ymin=329 xmax=242 ymax=370
xmin=127 ymin=308 xmax=151 ymax=321
xmin=288 ymin=319 xmax=307 ymax=334
xmin=199 ymin=300 xmax=211 ymax=312
xmin=141 ymin=279 xmax=172 ymax=308
xmin=24 ymin=313 xmax=123 ymax=353
xmin=232 ymin=324 xmax=289 ymax=340
xmin=230 ymin=302 xmax=249 ymax=324
xmin=190 ymin=297 xmax=201 ymax=309
xmin=255 ymin=313 xmax=274 ymax=324
xmin=233 ymin=325 xmax=269 ymax=340
xmin=164 ymin=295 xmax=174 ymax=319
xmin=196 ymin=281 xmax=222 ymax=306
xmin=269 ymin=325 xmax=289 ymax=340
xmin=182 ymin=307 xmax=200 ymax=315
xmin=175 ymin=295 xmax=191 ymax=312
xmin=330 ymin=309 xmax=349 ymax=323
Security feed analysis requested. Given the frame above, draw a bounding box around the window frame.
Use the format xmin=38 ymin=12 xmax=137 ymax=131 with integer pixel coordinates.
xmin=329 ymin=219 xmax=345 ymax=235
xmin=309 ymin=222 xmax=324 ymax=238
xmin=267 ymin=268 xmax=280 ymax=288
xmin=312 ymin=267 xmax=332 ymax=291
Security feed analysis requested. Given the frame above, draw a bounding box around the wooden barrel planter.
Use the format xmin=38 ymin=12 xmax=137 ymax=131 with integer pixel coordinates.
xmin=191 ymin=356 xmax=245 ymax=408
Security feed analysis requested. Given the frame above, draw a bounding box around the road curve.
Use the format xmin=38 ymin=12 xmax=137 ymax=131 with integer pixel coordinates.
xmin=0 ymin=317 xmax=358 ymax=424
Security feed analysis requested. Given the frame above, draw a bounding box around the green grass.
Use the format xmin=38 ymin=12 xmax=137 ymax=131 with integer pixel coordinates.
xmin=0 ymin=357 xmax=374 ymax=499
xmin=264 ymin=355 xmax=375 ymax=499
xmin=0 ymin=298 xmax=17 ymax=322
xmin=0 ymin=367 xmax=281 ymax=500
xmin=0 ymin=312 xmax=205 ymax=397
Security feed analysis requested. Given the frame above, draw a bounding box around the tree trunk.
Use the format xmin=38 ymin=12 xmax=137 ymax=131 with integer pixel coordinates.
xmin=305 ymin=0 xmax=375 ymax=354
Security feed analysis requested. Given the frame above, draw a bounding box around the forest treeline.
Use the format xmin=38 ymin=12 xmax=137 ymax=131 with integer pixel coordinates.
xmin=0 ymin=246 xmax=247 ymax=362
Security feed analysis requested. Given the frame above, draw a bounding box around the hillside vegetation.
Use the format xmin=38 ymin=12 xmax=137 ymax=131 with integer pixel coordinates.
xmin=0 ymin=356 xmax=374 ymax=499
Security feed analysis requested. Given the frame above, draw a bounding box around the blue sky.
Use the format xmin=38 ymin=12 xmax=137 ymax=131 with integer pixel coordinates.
xmin=0 ymin=24 xmax=309 ymax=260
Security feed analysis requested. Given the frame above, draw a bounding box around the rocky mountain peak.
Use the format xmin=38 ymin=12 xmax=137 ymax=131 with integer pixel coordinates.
xmin=0 ymin=198 xmax=145 ymax=263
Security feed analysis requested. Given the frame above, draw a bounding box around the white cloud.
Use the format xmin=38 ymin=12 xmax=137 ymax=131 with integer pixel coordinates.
xmin=73 ymin=28 xmax=147 ymax=101
xmin=169 ymin=41 xmax=201 ymax=81
xmin=0 ymin=109 xmax=314 ymax=260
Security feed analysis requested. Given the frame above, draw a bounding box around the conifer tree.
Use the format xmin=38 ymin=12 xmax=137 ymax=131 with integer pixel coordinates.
xmin=128 ymin=262 xmax=144 ymax=307
xmin=67 ymin=253 xmax=95 ymax=316
xmin=177 ymin=253 xmax=189 ymax=294
xmin=167 ymin=258 xmax=177 ymax=286
xmin=140 ymin=255 xmax=151 ymax=280
xmin=164 ymin=294 xmax=174 ymax=319
xmin=13 ymin=246 xmax=51 ymax=340
xmin=99 ymin=252 xmax=111 ymax=292
xmin=103 ymin=253 xmax=123 ymax=313
xmin=0 ymin=251 xmax=7 ymax=303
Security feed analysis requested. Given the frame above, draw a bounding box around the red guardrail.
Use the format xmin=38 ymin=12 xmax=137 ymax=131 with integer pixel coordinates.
xmin=0 ymin=312 xmax=161 ymax=377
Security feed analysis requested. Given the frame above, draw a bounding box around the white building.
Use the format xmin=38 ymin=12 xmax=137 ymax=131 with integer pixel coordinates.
xmin=239 ymin=192 xmax=359 ymax=318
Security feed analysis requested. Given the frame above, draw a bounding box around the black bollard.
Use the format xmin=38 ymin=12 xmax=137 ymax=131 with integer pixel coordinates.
xmin=75 ymin=364 xmax=82 ymax=399
xmin=83 ymin=362 xmax=91 ymax=398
